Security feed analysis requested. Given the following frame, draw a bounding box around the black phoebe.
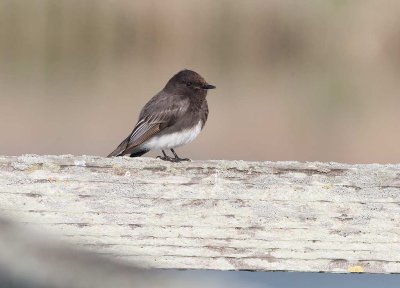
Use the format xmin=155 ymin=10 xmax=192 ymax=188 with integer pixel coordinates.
xmin=108 ymin=69 xmax=216 ymax=162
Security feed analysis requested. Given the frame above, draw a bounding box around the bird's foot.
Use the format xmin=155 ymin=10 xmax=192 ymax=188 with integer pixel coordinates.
xmin=173 ymin=157 xmax=191 ymax=162
xmin=157 ymin=149 xmax=191 ymax=162
xmin=156 ymin=155 xmax=190 ymax=162
xmin=157 ymin=150 xmax=174 ymax=162
xmin=170 ymin=149 xmax=191 ymax=162
xmin=156 ymin=155 xmax=174 ymax=162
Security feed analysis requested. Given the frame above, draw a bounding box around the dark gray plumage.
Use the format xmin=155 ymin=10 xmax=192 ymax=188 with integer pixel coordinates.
xmin=108 ymin=69 xmax=215 ymax=162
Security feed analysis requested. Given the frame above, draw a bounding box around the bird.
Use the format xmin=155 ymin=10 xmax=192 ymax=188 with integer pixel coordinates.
xmin=108 ymin=69 xmax=216 ymax=162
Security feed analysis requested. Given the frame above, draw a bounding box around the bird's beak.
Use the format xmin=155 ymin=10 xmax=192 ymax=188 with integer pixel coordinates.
xmin=201 ymin=84 xmax=216 ymax=90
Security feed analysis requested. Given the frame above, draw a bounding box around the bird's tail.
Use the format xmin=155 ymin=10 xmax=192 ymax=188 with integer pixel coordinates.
xmin=107 ymin=136 xmax=130 ymax=157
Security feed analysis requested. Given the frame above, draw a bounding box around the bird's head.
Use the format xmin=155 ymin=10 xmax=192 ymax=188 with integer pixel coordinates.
xmin=165 ymin=69 xmax=216 ymax=95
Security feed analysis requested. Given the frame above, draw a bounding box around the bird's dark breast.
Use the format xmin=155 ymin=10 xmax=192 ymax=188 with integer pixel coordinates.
xmin=200 ymin=99 xmax=209 ymax=128
xmin=160 ymin=97 xmax=208 ymax=135
xmin=188 ymin=95 xmax=208 ymax=127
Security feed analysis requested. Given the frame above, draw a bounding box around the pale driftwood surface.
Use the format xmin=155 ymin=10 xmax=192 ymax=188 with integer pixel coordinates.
xmin=0 ymin=217 xmax=210 ymax=288
xmin=1 ymin=155 xmax=400 ymax=274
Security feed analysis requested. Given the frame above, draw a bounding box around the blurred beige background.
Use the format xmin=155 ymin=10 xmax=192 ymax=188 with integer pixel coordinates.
xmin=1 ymin=0 xmax=400 ymax=163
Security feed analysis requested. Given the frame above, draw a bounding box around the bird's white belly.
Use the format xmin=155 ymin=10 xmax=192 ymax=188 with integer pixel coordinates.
xmin=143 ymin=121 xmax=202 ymax=150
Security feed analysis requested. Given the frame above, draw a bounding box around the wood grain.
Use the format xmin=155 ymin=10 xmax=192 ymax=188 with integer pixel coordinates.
xmin=1 ymin=154 xmax=400 ymax=273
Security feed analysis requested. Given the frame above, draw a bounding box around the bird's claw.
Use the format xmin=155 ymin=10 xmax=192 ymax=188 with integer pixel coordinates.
xmin=173 ymin=157 xmax=191 ymax=162
xmin=157 ymin=156 xmax=191 ymax=162
xmin=156 ymin=155 xmax=172 ymax=161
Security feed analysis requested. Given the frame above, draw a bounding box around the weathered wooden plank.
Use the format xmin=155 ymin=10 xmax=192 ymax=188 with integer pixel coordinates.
xmin=1 ymin=154 xmax=400 ymax=273
xmin=0 ymin=217 xmax=212 ymax=288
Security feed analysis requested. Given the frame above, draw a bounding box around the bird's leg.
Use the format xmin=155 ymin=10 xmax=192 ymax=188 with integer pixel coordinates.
xmin=156 ymin=150 xmax=175 ymax=161
xmin=170 ymin=149 xmax=190 ymax=162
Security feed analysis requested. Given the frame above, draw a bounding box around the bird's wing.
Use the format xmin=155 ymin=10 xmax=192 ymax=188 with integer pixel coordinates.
xmin=108 ymin=94 xmax=189 ymax=157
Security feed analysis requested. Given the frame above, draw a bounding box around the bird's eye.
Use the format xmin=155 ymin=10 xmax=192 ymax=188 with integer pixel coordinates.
xmin=186 ymin=81 xmax=192 ymax=87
